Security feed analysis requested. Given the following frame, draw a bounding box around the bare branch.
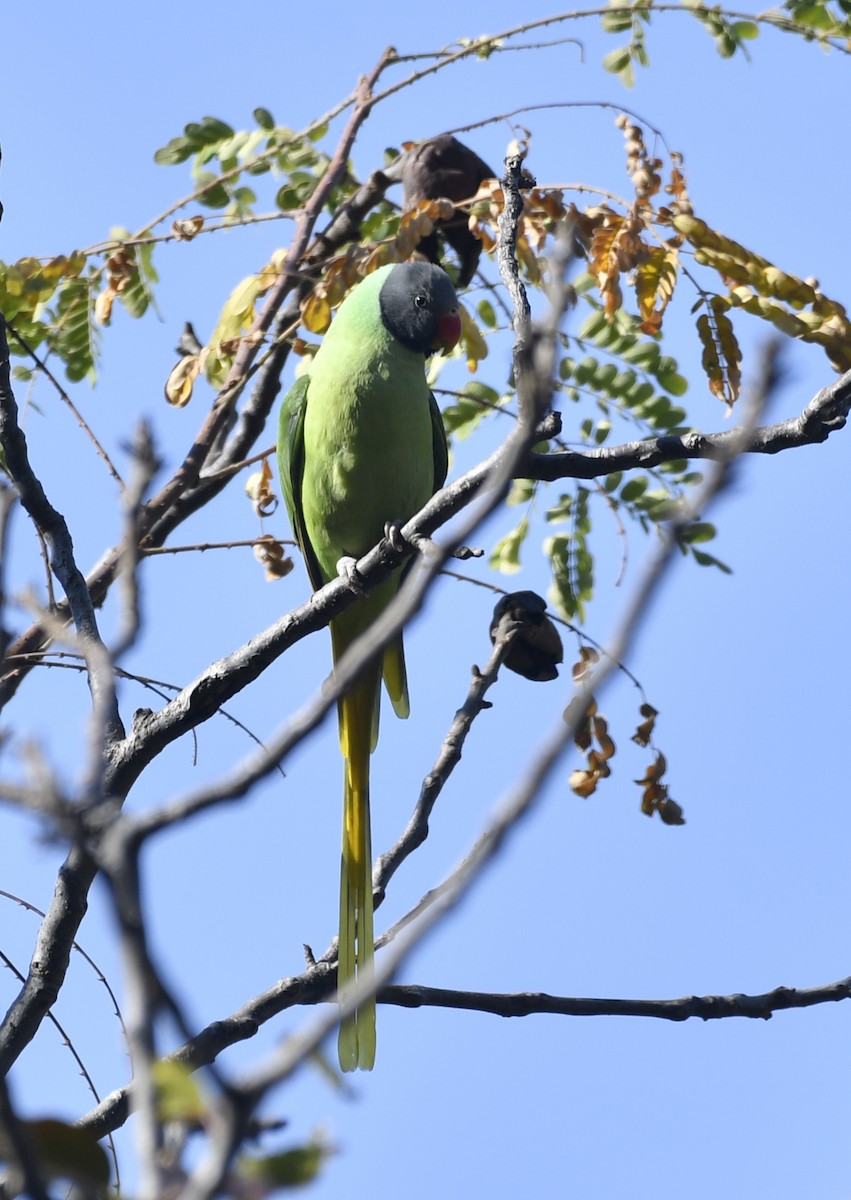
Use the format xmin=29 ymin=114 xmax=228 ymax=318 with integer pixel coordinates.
xmin=112 ymin=421 xmax=160 ymax=661
xmin=378 ymin=976 xmax=851 ymax=1022
xmin=372 ymin=611 xmax=521 ymax=908
xmin=0 ymin=846 xmax=96 ymax=1076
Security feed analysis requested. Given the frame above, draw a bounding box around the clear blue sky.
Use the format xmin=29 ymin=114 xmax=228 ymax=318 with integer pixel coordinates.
xmin=2 ymin=3 xmax=850 ymax=1198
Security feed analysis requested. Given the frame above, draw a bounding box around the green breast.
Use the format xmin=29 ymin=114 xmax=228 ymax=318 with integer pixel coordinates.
xmin=300 ymin=311 xmax=435 ymax=582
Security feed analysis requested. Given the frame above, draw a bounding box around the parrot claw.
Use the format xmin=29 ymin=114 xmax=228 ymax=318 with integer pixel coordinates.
xmin=336 ymin=555 xmax=367 ymax=593
xmin=383 ymin=520 xmax=408 ymax=553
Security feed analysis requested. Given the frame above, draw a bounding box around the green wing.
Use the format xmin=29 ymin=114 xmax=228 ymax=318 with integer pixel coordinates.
xmin=429 ymin=389 xmax=449 ymax=492
xmin=277 ymin=374 xmax=325 ymax=592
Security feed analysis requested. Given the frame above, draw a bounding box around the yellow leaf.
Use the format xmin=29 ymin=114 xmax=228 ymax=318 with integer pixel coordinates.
xmin=364 ymin=243 xmax=399 ymax=273
xmin=459 ymin=302 xmax=487 ymax=372
xmin=635 ymin=246 xmax=678 ymax=335
xmin=301 ymin=289 xmax=332 ymax=334
xmin=424 ymin=197 xmax=455 ymax=221
xmin=153 ymin=1059 xmax=206 ymax=1124
xmin=696 ymin=297 xmax=741 ymax=409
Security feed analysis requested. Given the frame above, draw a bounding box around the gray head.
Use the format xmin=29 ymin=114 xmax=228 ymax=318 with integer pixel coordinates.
xmin=378 ymin=262 xmax=461 ymax=356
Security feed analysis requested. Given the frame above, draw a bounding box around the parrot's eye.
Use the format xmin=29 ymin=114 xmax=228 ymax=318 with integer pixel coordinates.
xmin=414 ymin=294 xmax=427 ymax=309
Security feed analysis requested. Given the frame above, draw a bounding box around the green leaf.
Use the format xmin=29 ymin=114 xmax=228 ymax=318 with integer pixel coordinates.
xmin=573 ymin=356 xmax=598 ymax=385
xmin=621 ymin=339 xmax=661 ymax=368
xmin=603 ymin=45 xmax=632 ymax=74
xmin=601 ymin=6 xmax=635 ymax=32
xmin=546 ymin=493 xmax=574 ymax=523
xmin=308 ymin=120 xmax=330 ymax=143
xmin=200 ymin=115 xmax=235 ymax=141
xmin=625 ymin=381 xmax=655 ymax=406
xmin=790 ymin=2 xmax=839 ymax=30
xmin=52 ymin=277 xmax=98 ymax=383
xmin=153 ymin=1059 xmax=206 ymax=1123
xmin=239 ymin=1143 xmax=328 ymax=1190
xmin=656 ymin=369 xmax=688 ymax=396
xmin=594 ymin=362 xmax=618 ymax=393
xmin=254 ymin=106 xmax=275 ymax=129
xmin=137 ymin=240 xmax=159 ymax=285
xmin=195 ymin=174 xmax=231 ymax=208
xmin=577 ymin=308 xmax=608 ymax=343
xmin=731 ymin=19 xmax=759 ymax=38
xmin=489 ymin=516 xmax=529 ymax=574
xmin=545 ymin=531 xmax=593 ymax=621
xmin=680 ymin=522 xmax=717 ymax=544
xmin=154 ymin=137 xmax=192 ymax=166
xmin=692 ymin=547 xmax=733 ymax=573
xmin=442 ymin=381 xmax=502 ymax=441
xmin=275 ymin=184 xmax=303 ymax=211
xmin=507 ymin=478 xmax=536 ymax=507
xmin=477 ymin=298 xmax=498 ymax=329
xmin=0 ymin=1119 xmax=110 ymax=1194
xmin=574 ymin=486 xmax=592 ymax=535
xmin=620 ymin=477 xmax=648 ymax=504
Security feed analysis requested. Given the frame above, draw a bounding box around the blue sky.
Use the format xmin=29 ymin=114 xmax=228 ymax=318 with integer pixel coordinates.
xmin=2 ymin=3 xmax=851 ymax=1198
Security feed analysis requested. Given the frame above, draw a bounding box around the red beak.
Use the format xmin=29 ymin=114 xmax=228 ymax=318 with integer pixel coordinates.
xmin=431 ymin=309 xmax=462 ymax=354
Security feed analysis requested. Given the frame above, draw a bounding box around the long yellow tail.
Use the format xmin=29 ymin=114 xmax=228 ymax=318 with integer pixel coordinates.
xmin=335 ymin=641 xmax=379 ymax=1072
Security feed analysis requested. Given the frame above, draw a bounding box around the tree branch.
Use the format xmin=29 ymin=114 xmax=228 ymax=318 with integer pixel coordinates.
xmin=0 ymin=317 xmax=123 ymax=745
xmin=525 ymin=364 xmax=851 ymax=482
xmin=378 ymin=976 xmax=851 ymax=1021
xmin=372 ymin=611 xmax=521 ymax=908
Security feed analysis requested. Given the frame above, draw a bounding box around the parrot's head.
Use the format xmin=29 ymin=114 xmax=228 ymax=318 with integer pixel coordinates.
xmin=379 ymin=262 xmax=461 ymax=358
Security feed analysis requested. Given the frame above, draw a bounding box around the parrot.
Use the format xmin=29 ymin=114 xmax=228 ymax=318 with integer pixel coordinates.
xmin=278 ymin=261 xmax=461 ymax=1070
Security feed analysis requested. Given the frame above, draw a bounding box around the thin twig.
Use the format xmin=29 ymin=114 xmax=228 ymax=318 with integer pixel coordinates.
xmin=0 ymin=317 xmax=123 ymax=748
xmin=5 ymin=321 xmax=125 ymax=489
xmin=372 ymin=612 xmax=521 ymax=908
xmin=0 ymin=944 xmax=121 ymax=1190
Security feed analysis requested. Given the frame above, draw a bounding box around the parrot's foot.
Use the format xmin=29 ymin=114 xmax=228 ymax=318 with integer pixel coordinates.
xmin=383 ymin=519 xmax=408 ymax=554
xmin=336 ymin=555 xmax=367 ymax=593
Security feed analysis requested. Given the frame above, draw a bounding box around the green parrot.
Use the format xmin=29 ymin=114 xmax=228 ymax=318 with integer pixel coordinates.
xmin=278 ymin=262 xmax=461 ymax=1070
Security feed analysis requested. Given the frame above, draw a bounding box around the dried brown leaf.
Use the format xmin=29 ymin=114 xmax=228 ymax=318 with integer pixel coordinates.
xmin=254 ymin=535 xmax=293 ymax=581
xmin=164 ymin=354 xmax=201 ymax=407
xmin=245 ymin=458 xmax=278 ymax=518
xmin=569 ymin=769 xmax=599 ymax=798
xmin=172 ymin=215 xmax=205 ymax=241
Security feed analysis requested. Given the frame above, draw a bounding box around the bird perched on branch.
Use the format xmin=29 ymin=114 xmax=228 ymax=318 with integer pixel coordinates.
xmin=278 ymin=262 xmax=461 ymax=1070
xmin=402 ymin=135 xmax=495 ymax=286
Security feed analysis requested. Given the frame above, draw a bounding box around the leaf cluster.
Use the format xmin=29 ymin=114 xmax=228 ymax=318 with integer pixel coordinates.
xmin=566 ymin=649 xmax=682 ymax=822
